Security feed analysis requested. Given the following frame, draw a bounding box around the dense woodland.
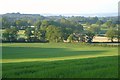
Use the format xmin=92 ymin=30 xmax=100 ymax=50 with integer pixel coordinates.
xmin=1 ymin=13 xmax=120 ymax=43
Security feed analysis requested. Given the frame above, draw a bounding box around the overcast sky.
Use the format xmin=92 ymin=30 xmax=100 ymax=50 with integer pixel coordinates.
xmin=0 ymin=0 xmax=119 ymax=15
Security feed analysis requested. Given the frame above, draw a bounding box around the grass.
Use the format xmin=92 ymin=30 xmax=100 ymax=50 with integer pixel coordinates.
xmin=2 ymin=56 xmax=118 ymax=78
xmin=2 ymin=47 xmax=110 ymax=59
xmin=1 ymin=43 xmax=119 ymax=78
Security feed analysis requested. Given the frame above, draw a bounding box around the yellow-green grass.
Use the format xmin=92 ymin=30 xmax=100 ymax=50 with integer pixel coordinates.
xmin=2 ymin=56 xmax=118 ymax=78
xmin=2 ymin=43 xmax=119 ymax=78
xmin=18 ymin=30 xmax=25 ymax=34
xmin=2 ymin=43 xmax=118 ymax=63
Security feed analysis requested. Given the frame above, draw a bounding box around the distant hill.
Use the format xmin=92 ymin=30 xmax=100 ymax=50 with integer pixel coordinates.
xmin=1 ymin=12 xmax=118 ymax=17
xmin=1 ymin=13 xmax=118 ymax=26
xmin=44 ymin=13 xmax=117 ymax=17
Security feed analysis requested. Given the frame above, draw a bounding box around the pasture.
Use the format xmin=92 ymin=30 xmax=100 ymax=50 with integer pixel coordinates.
xmin=1 ymin=43 xmax=119 ymax=78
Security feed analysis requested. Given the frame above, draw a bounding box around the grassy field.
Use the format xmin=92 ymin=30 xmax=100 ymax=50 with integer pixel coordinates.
xmin=1 ymin=43 xmax=119 ymax=78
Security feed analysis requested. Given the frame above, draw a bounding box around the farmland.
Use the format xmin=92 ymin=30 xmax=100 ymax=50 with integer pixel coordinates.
xmin=1 ymin=43 xmax=119 ymax=78
xmin=1 ymin=1 xmax=119 ymax=79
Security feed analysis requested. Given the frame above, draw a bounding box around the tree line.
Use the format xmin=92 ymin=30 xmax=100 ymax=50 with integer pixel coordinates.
xmin=2 ymin=18 xmax=86 ymax=42
xmin=1 ymin=13 xmax=120 ymax=43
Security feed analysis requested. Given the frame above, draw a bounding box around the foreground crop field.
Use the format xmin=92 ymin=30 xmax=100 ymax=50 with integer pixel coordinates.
xmin=1 ymin=43 xmax=119 ymax=78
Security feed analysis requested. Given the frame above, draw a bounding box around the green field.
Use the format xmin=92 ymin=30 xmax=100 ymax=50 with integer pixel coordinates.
xmin=1 ymin=43 xmax=119 ymax=78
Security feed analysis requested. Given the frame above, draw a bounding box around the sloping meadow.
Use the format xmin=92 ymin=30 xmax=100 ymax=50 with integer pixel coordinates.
xmin=1 ymin=43 xmax=119 ymax=78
